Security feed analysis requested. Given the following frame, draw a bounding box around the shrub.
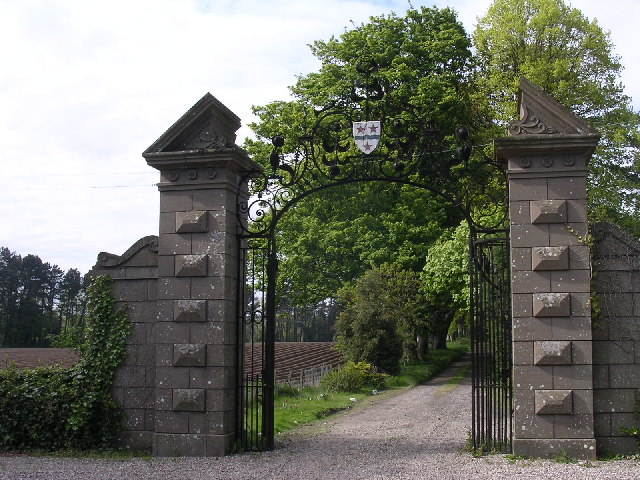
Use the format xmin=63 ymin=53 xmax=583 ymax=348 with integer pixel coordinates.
xmin=320 ymin=362 xmax=388 ymax=393
xmin=0 ymin=276 xmax=130 ymax=451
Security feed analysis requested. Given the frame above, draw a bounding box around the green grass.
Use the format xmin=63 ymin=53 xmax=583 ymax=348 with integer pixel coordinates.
xmin=274 ymin=339 xmax=470 ymax=435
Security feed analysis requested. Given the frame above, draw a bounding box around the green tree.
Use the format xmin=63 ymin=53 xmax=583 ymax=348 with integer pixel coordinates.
xmin=245 ymin=6 xmax=484 ymax=309
xmin=421 ymin=221 xmax=470 ymax=349
xmin=474 ymin=0 xmax=640 ymax=232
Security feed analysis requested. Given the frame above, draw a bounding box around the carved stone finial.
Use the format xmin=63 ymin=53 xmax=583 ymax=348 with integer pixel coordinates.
xmin=508 ymin=77 xmax=599 ymax=137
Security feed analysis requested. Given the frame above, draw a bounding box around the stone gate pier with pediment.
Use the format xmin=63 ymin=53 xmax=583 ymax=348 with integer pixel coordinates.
xmin=91 ymin=79 xmax=640 ymax=458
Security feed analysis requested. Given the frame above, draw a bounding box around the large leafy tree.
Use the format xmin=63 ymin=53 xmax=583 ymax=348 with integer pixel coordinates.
xmin=474 ymin=0 xmax=640 ymax=232
xmin=245 ymin=6 xmax=485 ymax=309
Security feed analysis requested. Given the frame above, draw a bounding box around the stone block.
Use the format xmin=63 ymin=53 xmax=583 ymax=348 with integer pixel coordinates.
xmin=189 ymin=366 xmax=235 ymax=389
xmin=206 ymin=433 xmax=235 ymax=457
xmin=512 ymin=317 xmax=552 ymax=341
xmin=551 ymin=317 xmax=593 ymax=341
xmin=153 ymin=433 xmax=207 ymax=456
xmin=596 ymin=436 xmax=638 ymax=457
xmin=611 ymin=412 xmax=637 ymax=437
xmin=156 ymin=344 xmax=174 ymax=367
xmin=569 ymin=293 xmax=591 ymax=317
xmin=513 ymin=341 xmax=533 ymax=365
xmin=512 ymin=271 xmax=551 ymax=293
xmin=119 ymin=431 xmax=153 ymax=451
xmin=511 ymin=248 xmax=532 ymax=271
xmin=551 ymin=270 xmax=591 ymax=293
xmin=534 ymin=341 xmax=572 ymax=365
xmin=174 ymin=299 xmax=207 ymax=322
xmin=156 ymin=366 xmax=190 ymax=389
xmin=111 ymin=280 xmax=150 ymax=302
xmin=173 ymin=343 xmax=207 ymax=367
xmin=592 ymin=341 xmax=634 ymax=365
xmin=532 ymin=246 xmax=569 ymax=271
xmin=514 ymin=390 xmax=535 ymax=414
xmin=533 ymin=293 xmax=571 ymax=317
xmin=512 ymin=294 xmax=533 ymax=318
xmin=176 ymin=210 xmax=208 ymax=233
xmin=153 ymin=322 xmax=190 ymax=344
xmin=512 ymin=438 xmax=596 ymax=460
xmin=514 ymin=412 xmax=554 ymax=438
xmin=569 ymin=245 xmax=591 ymax=270
xmin=547 ymin=176 xmax=587 ymax=200
xmin=509 ymin=178 xmax=548 ymax=201
xmin=125 ymin=266 xmax=158 ymax=280
xmin=535 ymin=390 xmax=573 ymax=415
xmin=610 ymin=364 xmax=640 ymax=388
xmin=594 ymin=412 xmax=611 ymax=436
xmin=172 ymin=388 xmax=206 ymax=412
xmin=157 ymin=277 xmax=190 ymax=299
xmin=570 ymin=341 xmax=592 ymax=365
xmin=158 ymin=234 xmax=192 ymax=256
xmin=553 ymin=413 xmax=594 ymax=438
xmin=509 ymin=201 xmax=531 ymax=225
xmin=530 ymin=200 xmax=567 ymax=224
xmin=594 ymin=389 xmax=637 ymax=413
xmin=191 ymin=322 xmax=234 ymax=344
xmin=157 ymin=255 xmax=175 ymax=277
xmin=600 ymin=294 xmax=634 ymax=317
xmin=592 ymin=365 xmax=609 ymax=388
xmin=566 ymin=199 xmax=588 ymax=223
xmin=552 ymin=365 xmax=593 ymax=390
xmin=549 ymin=223 xmax=589 ymax=246
xmin=155 ymin=411 xmax=189 ymax=433
xmin=175 ymin=254 xmax=208 ymax=277
xmin=571 ymin=389 xmax=594 ymax=415
xmin=205 ymin=388 xmax=236 ymax=412
xmin=514 ymin=365 xmax=553 ymax=390
xmin=207 ymin=344 xmax=236 ymax=367
xmin=160 ymin=191 xmax=193 ymax=213
xmin=607 ymin=317 xmax=640 ymax=341
xmin=511 ymin=224 xmax=550 ymax=248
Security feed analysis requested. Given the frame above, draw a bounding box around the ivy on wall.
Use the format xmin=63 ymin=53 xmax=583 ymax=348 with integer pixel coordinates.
xmin=0 ymin=275 xmax=130 ymax=450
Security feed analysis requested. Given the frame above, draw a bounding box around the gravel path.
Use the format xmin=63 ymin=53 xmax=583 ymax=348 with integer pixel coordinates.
xmin=2 ymin=358 xmax=640 ymax=479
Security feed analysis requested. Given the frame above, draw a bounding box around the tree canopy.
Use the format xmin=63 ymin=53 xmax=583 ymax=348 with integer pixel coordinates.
xmin=474 ymin=0 xmax=639 ymax=232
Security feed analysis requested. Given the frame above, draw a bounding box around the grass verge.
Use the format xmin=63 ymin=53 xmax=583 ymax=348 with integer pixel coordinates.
xmin=274 ymin=339 xmax=469 ymax=435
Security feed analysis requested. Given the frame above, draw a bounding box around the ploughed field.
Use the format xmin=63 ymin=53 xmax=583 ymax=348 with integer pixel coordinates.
xmin=0 ymin=343 xmax=344 ymax=384
xmin=244 ymin=342 xmax=344 ymax=385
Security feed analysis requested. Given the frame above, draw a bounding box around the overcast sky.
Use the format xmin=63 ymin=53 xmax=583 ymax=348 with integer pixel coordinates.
xmin=0 ymin=0 xmax=638 ymax=274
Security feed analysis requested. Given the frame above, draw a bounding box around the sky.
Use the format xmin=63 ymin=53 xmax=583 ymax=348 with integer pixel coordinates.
xmin=1 ymin=0 xmax=638 ymax=275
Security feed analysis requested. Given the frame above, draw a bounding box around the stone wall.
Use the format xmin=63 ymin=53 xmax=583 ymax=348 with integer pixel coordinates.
xmin=90 ymin=235 xmax=159 ymax=450
xmin=592 ymin=222 xmax=640 ymax=455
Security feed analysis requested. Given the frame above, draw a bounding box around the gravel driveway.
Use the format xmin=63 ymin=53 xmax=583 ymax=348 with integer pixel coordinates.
xmin=2 ymin=358 xmax=640 ymax=479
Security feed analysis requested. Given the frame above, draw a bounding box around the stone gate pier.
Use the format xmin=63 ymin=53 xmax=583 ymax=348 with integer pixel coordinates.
xmin=496 ymin=78 xmax=600 ymax=458
xmin=92 ymin=93 xmax=261 ymax=456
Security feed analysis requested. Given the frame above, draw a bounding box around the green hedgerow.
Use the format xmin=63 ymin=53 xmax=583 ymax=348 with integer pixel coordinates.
xmin=0 ymin=275 xmax=130 ymax=451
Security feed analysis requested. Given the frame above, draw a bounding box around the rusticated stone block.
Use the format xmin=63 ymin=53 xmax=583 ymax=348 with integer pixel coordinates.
xmin=533 ymin=293 xmax=571 ymax=317
xmin=176 ymin=254 xmax=208 ymax=277
xmin=174 ymin=299 xmax=207 ymax=322
xmin=530 ymin=200 xmax=567 ymax=224
xmin=173 ymin=389 xmax=205 ymax=412
xmin=534 ymin=340 xmax=572 ymax=365
xmin=532 ymin=246 xmax=569 ymax=271
xmin=176 ymin=211 xmax=208 ymax=233
xmin=535 ymin=390 xmax=573 ymax=415
xmin=173 ymin=344 xmax=207 ymax=367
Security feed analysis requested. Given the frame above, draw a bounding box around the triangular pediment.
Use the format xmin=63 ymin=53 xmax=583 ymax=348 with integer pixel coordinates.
xmin=508 ymin=77 xmax=599 ymax=136
xmin=144 ymin=93 xmax=241 ymax=154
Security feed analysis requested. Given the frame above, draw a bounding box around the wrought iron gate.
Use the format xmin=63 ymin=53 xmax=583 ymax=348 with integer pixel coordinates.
xmin=236 ymin=239 xmax=276 ymax=451
xmin=469 ymin=228 xmax=513 ymax=453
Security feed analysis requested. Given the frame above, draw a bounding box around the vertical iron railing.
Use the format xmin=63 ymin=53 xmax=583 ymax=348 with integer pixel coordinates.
xmin=470 ymin=229 xmax=512 ymax=453
xmin=236 ymin=238 xmax=277 ymax=451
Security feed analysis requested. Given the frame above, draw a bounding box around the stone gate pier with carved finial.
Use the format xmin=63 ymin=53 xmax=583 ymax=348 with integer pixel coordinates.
xmin=496 ymin=77 xmax=601 ymax=458
xmin=91 ymin=80 xmax=640 ymax=458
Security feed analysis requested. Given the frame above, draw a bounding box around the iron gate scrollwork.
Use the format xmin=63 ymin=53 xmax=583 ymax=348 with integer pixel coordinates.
xmin=234 ymin=59 xmax=510 ymax=452
xmin=470 ymin=228 xmax=513 ymax=453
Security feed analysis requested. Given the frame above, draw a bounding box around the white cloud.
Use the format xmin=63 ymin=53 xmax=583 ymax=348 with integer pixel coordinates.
xmin=0 ymin=0 xmax=637 ymax=273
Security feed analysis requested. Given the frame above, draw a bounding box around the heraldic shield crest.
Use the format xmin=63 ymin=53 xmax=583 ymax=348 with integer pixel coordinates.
xmin=353 ymin=121 xmax=381 ymax=154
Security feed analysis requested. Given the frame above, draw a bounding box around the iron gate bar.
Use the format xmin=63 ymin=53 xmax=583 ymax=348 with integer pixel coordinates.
xmin=470 ymin=229 xmax=512 ymax=453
